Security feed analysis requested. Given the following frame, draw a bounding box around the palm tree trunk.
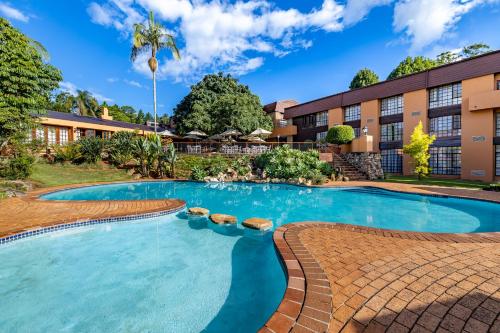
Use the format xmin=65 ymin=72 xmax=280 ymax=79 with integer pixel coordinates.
xmin=153 ymin=70 xmax=157 ymax=133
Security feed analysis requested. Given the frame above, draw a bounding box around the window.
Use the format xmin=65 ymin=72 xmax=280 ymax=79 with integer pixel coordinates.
xmin=381 ymin=149 xmax=402 ymax=173
xmin=36 ymin=127 xmax=45 ymax=141
xmin=429 ymin=115 xmax=461 ymax=138
xmin=344 ymin=104 xmax=361 ymax=122
xmin=429 ymin=83 xmax=462 ymax=108
xmin=430 ymin=147 xmax=461 ymax=175
xmin=380 ymin=122 xmax=403 ymax=142
xmin=353 ymin=127 xmax=361 ymax=138
xmin=303 ymin=115 xmax=315 ymax=128
xmin=496 ymin=113 xmax=500 ymax=137
xmin=316 ymin=131 xmax=327 ymax=142
xmin=316 ymin=111 xmax=328 ymax=127
xmin=59 ymin=128 xmax=69 ymax=144
xmin=75 ymin=129 xmax=82 ymax=141
xmin=47 ymin=127 xmax=56 ymax=145
xmin=85 ymin=129 xmax=96 ymax=137
xmin=497 ymin=80 xmax=500 ymax=90
xmin=496 ymin=146 xmax=500 ymax=176
xmin=102 ymin=131 xmax=112 ymax=140
xmin=380 ymin=95 xmax=403 ymax=116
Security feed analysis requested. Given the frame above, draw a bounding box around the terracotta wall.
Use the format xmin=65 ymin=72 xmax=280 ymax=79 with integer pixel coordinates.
xmin=360 ymin=100 xmax=380 ymax=152
xmin=402 ymin=89 xmax=428 ymax=175
xmin=461 ymin=74 xmax=495 ymax=182
xmin=328 ymin=107 xmax=342 ymax=127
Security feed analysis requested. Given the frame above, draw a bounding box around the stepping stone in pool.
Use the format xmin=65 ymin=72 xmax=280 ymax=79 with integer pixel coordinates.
xmin=188 ymin=207 xmax=209 ymax=216
xmin=209 ymin=214 xmax=237 ymax=225
xmin=242 ymin=218 xmax=273 ymax=231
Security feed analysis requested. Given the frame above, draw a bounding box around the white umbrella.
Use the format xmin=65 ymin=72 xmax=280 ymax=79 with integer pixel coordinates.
xmin=183 ymin=134 xmax=202 ymax=140
xmin=208 ymin=134 xmax=224 ymax=141
xmin=241 ymin=135 xmax=265 ymax=143
xmin=220 ymin=129 xmax=242 ymax=137
xmin=159 ymin=129 xmax=178 ymax=138
xmin=186 ymin=130 xmax=208 ymax=137
xmin=250 ymin=128 xmax=272 ymax=137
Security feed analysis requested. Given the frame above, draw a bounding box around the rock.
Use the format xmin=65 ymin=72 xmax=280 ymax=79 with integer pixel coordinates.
xmin=343 ymin=176 xmax=350 ymax=182
xmin=132 ymin=173 xmax=142 ymax=180
xmin=210 ymin=214 xmax=237 ymax=225
xmin=188 ymin=207 xmax=209 ymax=216
xmin=126 ymin=168 xmax=135 ymax=176
xmin=242 ymin=218 xmax=273 ymax=231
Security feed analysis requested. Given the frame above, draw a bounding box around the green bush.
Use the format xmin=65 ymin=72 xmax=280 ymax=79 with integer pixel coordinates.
xmin=190 ymin=166 xmax=208 ymax=181
xmin=78 ymin=137 xmax=103 ymax=164
xmin=231 ymin=156 xmax=252 ymax=176
xmin=0 ymin=154 xmax=35 ymax=179
xmin=326 ymin=125 xmax=355 ymax=145
xmin=255 ymin=145 xmax=330 ymax=183
xmin=483 ymin=184 xmax=500 ymax=192
xmin=107 ymin=131 xmax=136 ymax=166
xmin=53 ymin=143 xmax=81 ymax=163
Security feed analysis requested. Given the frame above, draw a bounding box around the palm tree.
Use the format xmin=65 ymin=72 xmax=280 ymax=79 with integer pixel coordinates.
xmin=131 ymin=11 xmax=180 ymax=133
xmin=75 ymin=90 xmax=100 ymax=117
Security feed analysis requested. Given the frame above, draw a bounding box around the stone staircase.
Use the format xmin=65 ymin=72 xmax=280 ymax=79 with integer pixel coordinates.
xmin=331 ymin=153 xmax=367 ymax=181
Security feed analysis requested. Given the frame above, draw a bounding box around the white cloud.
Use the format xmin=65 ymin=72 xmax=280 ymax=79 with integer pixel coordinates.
xmin=59 ymin=81 xmax=114 ymax=103
xmin=393 ymin=0 xmax=497 ymax=51
xmin=106 ymin=77 xmax=119 ymax=83
xmin=343 ymin=0 xmax=393 ymax=26
xmin=88 ymin=0 xmax=498 ymax=81
xmin=0 ymin=3 xmax=29 ymax=22
xmin=124 ymin=79 xmax=144 ymax=88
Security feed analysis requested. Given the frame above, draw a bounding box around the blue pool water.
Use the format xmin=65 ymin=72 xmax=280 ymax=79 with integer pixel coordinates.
xmin=0 ymin=214 xmax=285 ymax=332
xmin=1 ymin=182 xmax=499 ymax=332
xmin=43 ymin=181 xmax=500 ymax=233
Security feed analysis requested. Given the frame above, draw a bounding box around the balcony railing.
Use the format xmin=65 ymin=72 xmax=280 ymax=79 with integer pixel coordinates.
xmin=173 ymin=141 xmax=325 ymax=155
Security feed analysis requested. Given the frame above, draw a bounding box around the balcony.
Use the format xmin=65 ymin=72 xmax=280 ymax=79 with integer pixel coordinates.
xmin=270 ymin=122 xmax=297 ymax=138
xmin=468 ymin=90 xmax=500 ymax=111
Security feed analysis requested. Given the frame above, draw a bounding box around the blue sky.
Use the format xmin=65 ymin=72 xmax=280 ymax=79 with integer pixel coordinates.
xmin=2 ymin=0 xmax=499 ymax=116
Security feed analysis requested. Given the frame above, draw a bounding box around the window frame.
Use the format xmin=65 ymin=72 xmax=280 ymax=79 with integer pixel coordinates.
xmin=380 ymin=95 xmax=403 ymax=117
xmin=316 ymin=111 xmax=328 ymax=127
xmin=428 ymin=82 xmax=462 ymax=109
xmin=380 ymin=149 xmax=403 ymax=173
xmin=429 ymin=115 xmax=461 ymax=138
xmin=344 ymin=104 xmax=361 ymax=122
xmin=429 ymin=146 xmax=461 ymax=175
xmin=380 ymin=122 xmax=403 ymax=142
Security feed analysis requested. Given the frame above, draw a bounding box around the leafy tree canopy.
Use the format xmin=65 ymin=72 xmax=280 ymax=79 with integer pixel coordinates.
xmin=173 ymin=73 xmax=272 ymax=135
xmin=387 ymin=56 xmax=437 ymax=80
xmin=349 ymin=68 xmax=379 ymax=89
xmin=0 ymin=18 xmax=62 ymax=144
xmin=437 ymin=43 xmax=491 ymax=65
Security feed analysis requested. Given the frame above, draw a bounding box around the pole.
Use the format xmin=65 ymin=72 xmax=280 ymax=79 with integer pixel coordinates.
xmin=153 ymin=70 xmax=157 ymax=133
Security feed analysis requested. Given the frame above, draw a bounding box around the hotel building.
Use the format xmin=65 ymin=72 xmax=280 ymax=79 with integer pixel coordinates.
xmin=281 ymin=51 xmax=500 ymax=182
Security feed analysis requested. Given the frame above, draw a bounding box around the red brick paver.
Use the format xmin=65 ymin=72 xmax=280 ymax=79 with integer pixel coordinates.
xmin=266 ymin=223 xmax=500 ymax=333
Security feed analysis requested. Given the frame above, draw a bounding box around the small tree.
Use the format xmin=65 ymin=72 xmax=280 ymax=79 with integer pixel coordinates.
xmin=326 ymin=125 xmax=355 ymax=145
xmin=349 ymin=68 xmax=379 ymax=89
xmin=403 ymin=121 xmax=435 ymax=179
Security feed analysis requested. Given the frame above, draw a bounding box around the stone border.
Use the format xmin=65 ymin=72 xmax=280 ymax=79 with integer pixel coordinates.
xmin=260 ymin=224 xmax=333 ymax=333
xmin=0 ymin=202 xmax=186 ymax=245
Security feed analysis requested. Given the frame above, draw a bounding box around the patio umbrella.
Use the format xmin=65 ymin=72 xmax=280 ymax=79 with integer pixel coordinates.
xmin=208 ymin=134 xmax=224 ymax=141
xmin=250 ymin=128 xmax=272 ymax=137
xmin=186 ymin=130 xmax=208 ymax=137
xmin=183 ymin=134 xmax=202 ymax=141
xmin=241 ymin=135 xmax=265 ymax=143
xmin=159 ymin=129 xmax=178 ymax=138
xmin=220 ymin=129 xmax=242 ymax=137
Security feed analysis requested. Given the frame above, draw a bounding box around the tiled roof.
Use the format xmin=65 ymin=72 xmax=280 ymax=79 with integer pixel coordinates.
xmin=40 ymin=111 xmax=168 ymax=132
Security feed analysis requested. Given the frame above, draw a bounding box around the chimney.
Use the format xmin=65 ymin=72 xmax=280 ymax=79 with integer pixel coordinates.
xmin=101 ymin=107 xmax=113 ymax=120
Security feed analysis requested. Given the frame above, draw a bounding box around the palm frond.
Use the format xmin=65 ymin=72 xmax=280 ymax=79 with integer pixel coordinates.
xmin=29 ymin=39 xmax=50 ymax=61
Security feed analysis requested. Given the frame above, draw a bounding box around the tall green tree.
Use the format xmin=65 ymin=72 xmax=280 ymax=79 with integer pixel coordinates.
xmin=0 ymin=18 xmax=62 ymax=146
xmin=349 ymin=68 xmax=379 ymax=89
xmin=131 ymin=11 xmax=180 ymax=133
xmin=51 ymin=92 xmax=76 ymax=113
xmin=461 ymin=43 xmax=490 ymax=58
xmin=387 ymin=56 xmax=437 ymax=80
xmin=436 ymin=51 xmax=460 ymax=65
xmin=403 ymin=121 xmax=436 ymax=179
xmin=173 ymin=73 xmax=272 ymax=135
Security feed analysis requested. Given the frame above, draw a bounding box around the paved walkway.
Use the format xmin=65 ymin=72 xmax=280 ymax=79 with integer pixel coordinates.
xmin=264 ymin=223 xmax=500 ymax=333
xmin=0 ymin=184 xmax=185 ymax=238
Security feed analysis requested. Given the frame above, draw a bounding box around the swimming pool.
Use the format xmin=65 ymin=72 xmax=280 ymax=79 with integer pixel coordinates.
xmin=43 ymin=181 xmax=500 ymax=233
xmin=2 ymin=182 xmax=499 ymax=332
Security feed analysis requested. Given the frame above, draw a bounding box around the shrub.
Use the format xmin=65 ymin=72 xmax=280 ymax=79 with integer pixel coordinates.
xmin=255 ymin=145 xmax=329 ymax=183
xmin=483 ymin=184 xmax=500 ymax=192
xmin=231 ymin=156 xmax=252 ymax=176
xmin=326 ymin=125 xmax=355 ymax=145
xmin=78 ymin=137 xmax=103 ymax=164
xmin=108 ymin=131 xmax=136 ymax=166
xmin=190 ymin=166 xmax=208 ymax=181
xmin=0 ymin=153 xmax=35 ymax=179
xmin=53 ymin=143 xmax=81 ymax=163
xmin=403 ymin=121 xmax=435 ymax=179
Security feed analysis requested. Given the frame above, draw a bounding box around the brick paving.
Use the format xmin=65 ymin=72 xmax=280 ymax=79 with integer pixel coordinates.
xmin=265 ymin=223 xmax=500 ymax=333
xmin=0 ymin=183 xmax=185 ymax=238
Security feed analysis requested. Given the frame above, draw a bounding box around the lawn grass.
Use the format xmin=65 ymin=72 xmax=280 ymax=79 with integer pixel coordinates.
xmin=30 ymin=161 xmax=132 ymax=187
xmin=379 ymin=174 xmax=489 ymax=189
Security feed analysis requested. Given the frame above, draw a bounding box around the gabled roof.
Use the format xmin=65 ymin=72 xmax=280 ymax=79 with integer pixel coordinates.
xmin=284 ymin=50 xmax=500 ymax=119
xmin=39 ymin=110 xmax=168 ymax=132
